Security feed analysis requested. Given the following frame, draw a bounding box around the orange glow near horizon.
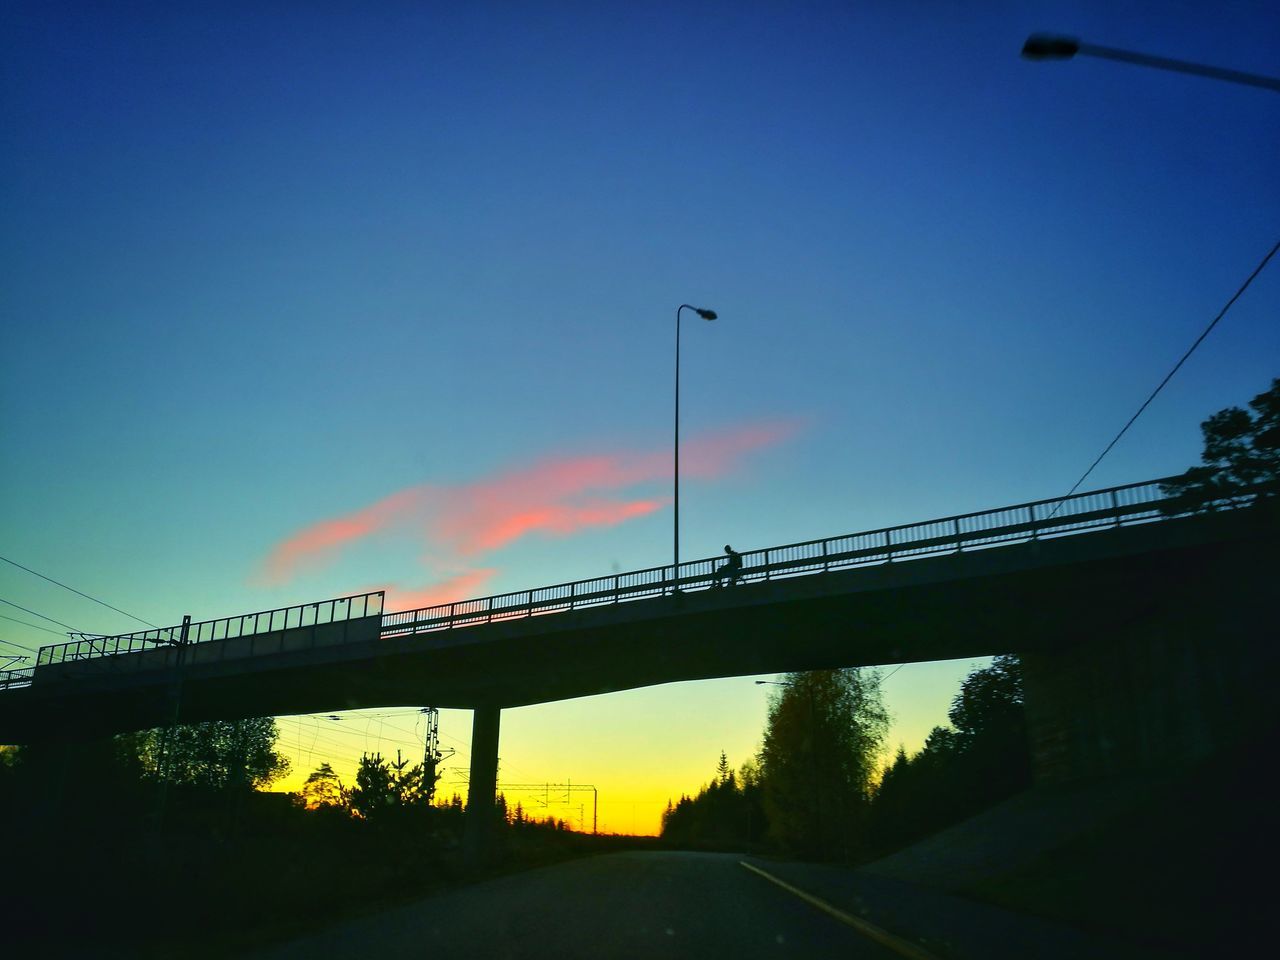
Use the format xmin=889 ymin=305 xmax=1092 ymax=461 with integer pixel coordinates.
xmin=269 ymin=659 xmax=983 ymax=838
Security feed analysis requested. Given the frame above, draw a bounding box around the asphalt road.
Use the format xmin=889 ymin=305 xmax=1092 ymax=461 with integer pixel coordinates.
xmin=247 ymin=851 xmax=906 ymax=960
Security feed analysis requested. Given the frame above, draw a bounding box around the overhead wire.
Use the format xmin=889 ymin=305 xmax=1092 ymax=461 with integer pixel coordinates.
xmin=0 ymin=555 xmax=159 ymax=628
xmin=0 ymin=635 xmax=39 ymax=653
xmin=0 ymin=614 xmax=68 ymax=638
xmin=272 ymin=710 xmax=543 ymax=785
xmin=351 ymin=713 xmax=536 ymax=775
xmin=276 ymin=717 xmax=423 ymax=757
xmin=0 ymin=597 xmax=83 ymax=633
xmin=1050 ymin=237 xmax=1280 ymax=514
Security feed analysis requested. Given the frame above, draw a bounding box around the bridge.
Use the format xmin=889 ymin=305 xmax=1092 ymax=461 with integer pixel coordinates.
xmin=0 ymin=476 xmax=1204 ymax=720
xmin=2 ymin=477 xmax=1276 ymax=856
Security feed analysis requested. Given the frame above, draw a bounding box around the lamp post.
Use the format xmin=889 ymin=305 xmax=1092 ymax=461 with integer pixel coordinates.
xmin=673 ymin=303 xmax=717 ymax=593
xmin=1021 ymin=34 xmax=1280 ymax=93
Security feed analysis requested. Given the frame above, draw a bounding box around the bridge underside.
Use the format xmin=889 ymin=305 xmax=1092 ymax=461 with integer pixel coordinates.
xmin=1 ymin=507 xmax=1274 ymax=744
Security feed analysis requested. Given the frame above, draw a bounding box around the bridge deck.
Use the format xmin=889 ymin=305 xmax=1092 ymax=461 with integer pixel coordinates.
xmin=1 ymin=478 xmax=1273 ymax=741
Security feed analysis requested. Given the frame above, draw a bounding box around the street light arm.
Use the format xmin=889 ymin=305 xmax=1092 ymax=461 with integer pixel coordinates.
xmin=1081 ymin=42 xmax=1280 ymax=92
xmin=1023 ymin=33 xmax=1280 ymax=93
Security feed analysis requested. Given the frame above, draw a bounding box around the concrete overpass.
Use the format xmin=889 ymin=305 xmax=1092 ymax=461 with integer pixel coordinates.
xmin=2 ymin=479 xmax=1275 ymax=855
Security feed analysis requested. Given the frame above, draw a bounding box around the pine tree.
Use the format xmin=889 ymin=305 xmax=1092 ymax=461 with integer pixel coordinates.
xmin=1161 ymin=377 xmax=1280 ymax=511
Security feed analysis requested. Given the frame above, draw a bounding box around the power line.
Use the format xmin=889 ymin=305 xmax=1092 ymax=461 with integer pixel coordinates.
xmin=1053 ymin=237 xmax=1280 ymax=511
xmin=0 ymin=555 xmax=158 ymax=628
xmin=0 ymin=597 xmax=82 ymax=633
xmin=276 ymin=717 xmax=426 ymax=757
xmin=0 ymin=635 xmax=39 ymax=653
xmin=0 ymin=614 xmax=66 ymax=638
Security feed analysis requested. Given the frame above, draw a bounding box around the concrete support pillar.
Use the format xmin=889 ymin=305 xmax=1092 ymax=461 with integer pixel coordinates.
xmin=463 ymin=704 xmax=501 ymax=864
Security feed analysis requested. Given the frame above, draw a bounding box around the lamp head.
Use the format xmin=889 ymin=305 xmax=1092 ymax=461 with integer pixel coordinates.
xmin=696 ymin=308 xmax=717 ymax=320
xmin=1022 ymin=34 xmax=1080 ymax=60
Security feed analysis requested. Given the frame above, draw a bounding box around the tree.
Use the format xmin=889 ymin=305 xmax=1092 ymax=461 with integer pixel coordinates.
xmin=660 ymin=753 xmax=768 ymax=850
xmin=134 ymin=717 xmax=289 ymax=792
xmin=948 ymin=655 xmax=1024 ymax=748
xmin=349 ymin=750 xmax=431 ymax=821
xmin=869 ymin=658 xmax=1030 ymax=856
xmin=758 ymin=668 xmax=888 ymax=860
xmin=1161 ymin=378 xmax=1280 ymax=512
xmin=947 ymin=654 xmax=1030 ymax=805
xmin=301 ymin=762 xmax=346 ymax=810
xmin=349 ymin=752 xmax=394 ymax=818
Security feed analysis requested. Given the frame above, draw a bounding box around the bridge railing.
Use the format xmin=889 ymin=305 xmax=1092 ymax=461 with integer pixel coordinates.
xmin=9 ymin=477 xmax=1228 ymax=673
xmin=33 ymin=592 xmax=385 ymax=668
xmin=380 ymin=477 xmax=1186 ymax=638
xmin=0 ymin=667 xmax=34 ymax=691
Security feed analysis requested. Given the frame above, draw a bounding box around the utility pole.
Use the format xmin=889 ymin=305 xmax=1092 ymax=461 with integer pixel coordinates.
xmin=496 ymin=781 xmax=598 ymax=834
xmin=154 ymin=615 xmax=191 ymax=829
xmin=418 ymin=707 xmax=455 ymax=803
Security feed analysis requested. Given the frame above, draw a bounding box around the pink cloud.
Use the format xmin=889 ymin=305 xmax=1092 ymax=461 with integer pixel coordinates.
xmin=460 ymin=497 xmax=670 ymax=555
xmin=258 ymin=486 xmax=430 ymax=586
xmin=679 ymin=419 xmax=805 ymax=478
xmin=377 ymin=569 xmax=498 ymax=612
xmin=254 ymin=418 xmax=804 ymax=601
xmin=430 ymin=418 xmax=803 ymax=556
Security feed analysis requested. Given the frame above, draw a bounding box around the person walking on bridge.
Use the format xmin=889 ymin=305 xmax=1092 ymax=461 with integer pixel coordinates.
xmin=714 ymin=544 xmax=743 ymax=587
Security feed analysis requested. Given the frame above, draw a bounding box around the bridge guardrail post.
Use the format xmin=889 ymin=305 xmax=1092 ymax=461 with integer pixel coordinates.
xmin=764 ymin=549 xmax=771 ymax=581
xmin=954 ymin=518 xmax=963 ymax=552
xmin=1111 ymin=490 xmax=1122 ymax=528
xmin=449 ymin=602 xmax=456 ymax=629
xmin=822 ymin=540 xmax=829 ymax=573
xmin=884 ymin=530 xmax=893 ymax=562
xmin=1028 ymin=505 xmax=1038 ymax=540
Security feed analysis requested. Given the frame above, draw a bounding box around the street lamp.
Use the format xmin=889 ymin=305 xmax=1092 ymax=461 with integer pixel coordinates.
xmin=1021 ymin=34 xmax=1280 ymax=93
xmin=673 ymin=303 xmax=718 ymax=593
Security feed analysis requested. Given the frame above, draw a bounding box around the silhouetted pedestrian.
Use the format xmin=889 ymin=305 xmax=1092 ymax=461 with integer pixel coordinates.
xmin=714 ymin=544 xmax=743 ymax=587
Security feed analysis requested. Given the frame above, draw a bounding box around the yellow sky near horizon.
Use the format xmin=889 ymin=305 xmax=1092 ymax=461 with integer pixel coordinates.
xmin=270 ymin=656 xmax=987 ymax=836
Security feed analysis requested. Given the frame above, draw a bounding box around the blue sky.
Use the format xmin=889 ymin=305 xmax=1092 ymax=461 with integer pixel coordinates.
xmin=3 ymin=1 xmax=1278 ymax=832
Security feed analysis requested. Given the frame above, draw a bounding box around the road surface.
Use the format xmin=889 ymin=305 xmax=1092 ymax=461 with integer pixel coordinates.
xmin=248 ymin=851 xmax=908 ymax=960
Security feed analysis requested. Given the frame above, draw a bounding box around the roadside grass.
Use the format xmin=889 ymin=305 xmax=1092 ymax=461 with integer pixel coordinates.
xmin=948 ymin=752 xmax=1264 ymax=955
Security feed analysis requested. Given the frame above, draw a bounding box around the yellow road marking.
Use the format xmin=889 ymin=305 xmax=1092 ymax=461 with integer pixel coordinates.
xmin=739 ymin=860 xmax=942 ymax=960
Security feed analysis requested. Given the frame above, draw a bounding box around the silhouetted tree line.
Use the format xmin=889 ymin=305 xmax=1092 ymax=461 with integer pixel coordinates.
xmin=661 ymin=750 xmax=767 ymax=850
xmin=296 ymin=751 xmax=573 ymax=837
xmin=869 ymin=655 xmax=1029 ymax=855
xmin=660 ymin=660 xmax=1031 ymax=862
xmin=661 ymin=668 xmax=889 ymax=860
xmin=1160 ymin=377 xmax=1280 ymax=512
